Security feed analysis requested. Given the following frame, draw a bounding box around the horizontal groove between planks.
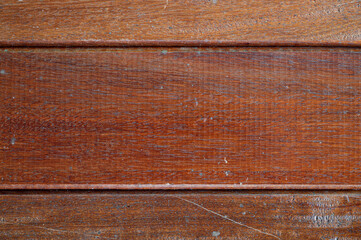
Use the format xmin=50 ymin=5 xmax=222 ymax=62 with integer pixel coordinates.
xmin=1 ymin=184 xmax=361 ymax=190
xmin=1 ymin=40 xmax=361 ymax=48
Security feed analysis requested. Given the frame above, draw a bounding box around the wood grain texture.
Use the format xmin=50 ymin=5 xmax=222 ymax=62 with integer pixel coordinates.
xmin=0 ymin=0 xmax=361 ymax=47
xmin=1 ymin=48 xmax=361 ymax=189
xmin=0 ymin=191 xmax=360 ymax=239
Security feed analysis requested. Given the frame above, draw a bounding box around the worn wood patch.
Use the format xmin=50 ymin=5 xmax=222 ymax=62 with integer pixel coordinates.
xmin=0 ymin=0 xmax=360 ymax=46
xmin=0 ymin=191 xmax=360 ymax=239
xmin=0 ymin=48 xmax=361 ymax=189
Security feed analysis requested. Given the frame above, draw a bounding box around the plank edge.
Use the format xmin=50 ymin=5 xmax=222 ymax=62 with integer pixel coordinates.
xmin=1 ymin=40 xmax=361 ymax=47
xmin=1 ymin=184 xmax=361 ymax=190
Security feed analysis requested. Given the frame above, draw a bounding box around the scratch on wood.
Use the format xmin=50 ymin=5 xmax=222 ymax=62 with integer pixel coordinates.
xmin=0 ymin=221 xmax=115 ymax=240
xmin=172 ymin=196 xmax=281 ymax=239
xmin=337 ymin=0 xmax=361 ymax=6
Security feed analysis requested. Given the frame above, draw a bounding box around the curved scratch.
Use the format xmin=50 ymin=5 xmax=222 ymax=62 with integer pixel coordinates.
xmin=172 ymin=196 xmax=281 ymax=239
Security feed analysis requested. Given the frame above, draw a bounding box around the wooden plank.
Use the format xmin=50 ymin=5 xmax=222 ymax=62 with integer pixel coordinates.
xmin=0 ymin=191 xmax=360 ymax=239
xmin=0 ymin=0 xmax=360 ymax=47
xmin=0 ymin=48 xmax=361 ymax=189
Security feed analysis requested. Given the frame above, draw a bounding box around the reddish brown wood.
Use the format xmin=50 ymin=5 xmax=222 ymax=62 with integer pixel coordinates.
xmin=0 ymin=48 xmax=360 ymax=189
xmin=0 ymin=191 xmax=360 ymax=239
xmin=1 ymin=1 xmax=360 ymax=238
xmin=0 ymin=0 xmax=360 ymax=47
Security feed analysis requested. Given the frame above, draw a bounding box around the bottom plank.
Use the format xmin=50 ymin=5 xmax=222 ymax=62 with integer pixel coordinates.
xmin=0 ymin=191 xmax=360 ymax=239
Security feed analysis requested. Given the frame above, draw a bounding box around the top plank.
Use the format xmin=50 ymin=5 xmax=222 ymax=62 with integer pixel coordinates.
xmin=0 ymin=0 xmax=360 ymax=47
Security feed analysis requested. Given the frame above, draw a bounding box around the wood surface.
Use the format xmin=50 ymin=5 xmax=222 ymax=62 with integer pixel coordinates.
xmin=1 ymin=48 xmax=360 ymax=189
xmin=0 ymin=0 xmax=361 ymax=47
xmin=0 ymin=191 xmax=360 ymax=239
xmin=1 ymin=1 xmax=360 ymax=239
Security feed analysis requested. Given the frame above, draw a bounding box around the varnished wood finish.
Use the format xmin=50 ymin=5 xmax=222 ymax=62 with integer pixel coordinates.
xmin=1 ymin=0 xmax=360 ymax=238
xmin=0 ymin=0 xmax=361 ymax=47
xmin=0 ymin=191 xmax=360 ymax=239
xmin=1 ymin=48 xmax=360 ymax=188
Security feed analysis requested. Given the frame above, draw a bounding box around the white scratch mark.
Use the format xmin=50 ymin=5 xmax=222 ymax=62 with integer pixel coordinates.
xmin=0 ymin=222 xmax=115 ymax=239
xmin=173 ymin=196 xmax=281 ymax=239
xmin=164 ymin=0 xmax=169 ymax=9
xmin=337 ymin=0 xmax=361 ymax=6
xmin=224 ymin=157 xmax=228 ymax=163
